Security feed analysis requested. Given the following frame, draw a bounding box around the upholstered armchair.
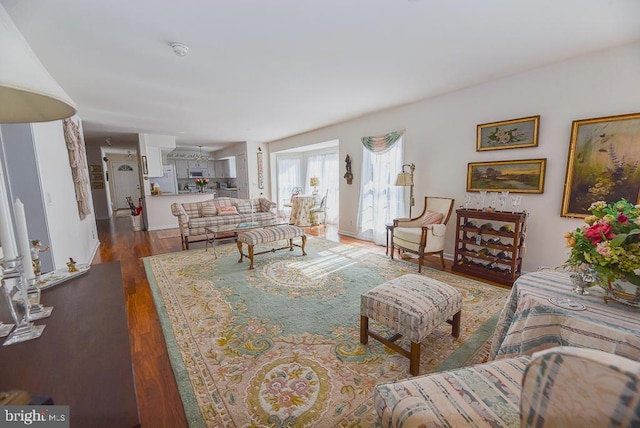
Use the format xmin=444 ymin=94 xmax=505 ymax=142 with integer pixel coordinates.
xmin=390 ymin=196 xmax=454 ymax=271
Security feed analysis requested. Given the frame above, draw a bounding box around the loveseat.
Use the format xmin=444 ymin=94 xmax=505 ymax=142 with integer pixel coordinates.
xmin=171 ymin=197 xmax=277 ymax=249
xmin=373 ymin=346 xmax=640 ymax=427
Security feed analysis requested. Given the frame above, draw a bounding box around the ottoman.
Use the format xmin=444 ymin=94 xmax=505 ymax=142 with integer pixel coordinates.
xmin=236 ymin=225 xmax=306 ymax=269
xmin=360 ymin=274 xmax=462 ymax=376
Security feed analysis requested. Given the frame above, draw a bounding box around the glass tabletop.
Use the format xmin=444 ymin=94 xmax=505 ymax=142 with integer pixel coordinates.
xmin=205 ymin=219 xmax=289 ymax=234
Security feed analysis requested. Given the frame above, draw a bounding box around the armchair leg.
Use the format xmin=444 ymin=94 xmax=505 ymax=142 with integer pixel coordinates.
xmin=439 ymin=251 xmax=445 ymax=270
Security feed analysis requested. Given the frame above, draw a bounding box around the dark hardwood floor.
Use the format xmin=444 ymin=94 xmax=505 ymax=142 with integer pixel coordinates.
xmin=91 ymin=215 xmax=451 ymax=427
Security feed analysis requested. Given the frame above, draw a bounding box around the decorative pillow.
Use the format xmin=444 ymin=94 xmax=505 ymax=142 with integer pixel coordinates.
xmin=421 ymin=210 xmax=444 ymax=227
xmin=217 ymin=206 xmax=239 ymax=216
xmin=200 ymin=201 xmax=217 ymax=217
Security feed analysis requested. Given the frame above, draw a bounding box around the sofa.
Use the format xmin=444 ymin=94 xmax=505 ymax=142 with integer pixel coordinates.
xmin=373 ymin=346 xmax=640 ymax=427
xmin=171 ymin=197 xmax=277 ymax=249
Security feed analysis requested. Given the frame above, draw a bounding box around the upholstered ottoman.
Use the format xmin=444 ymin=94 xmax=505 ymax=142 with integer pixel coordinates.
xmin=360 ymin=274 xmax=462 ymax=375
xmin=236 ymin=225 xmax=306 ymax=269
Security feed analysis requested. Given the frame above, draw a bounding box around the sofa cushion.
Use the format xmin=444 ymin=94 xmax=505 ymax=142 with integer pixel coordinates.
xmin=218 ymin=206 xmax=239 ymax=215
xmin=236 ymin=199 xmax=259 ymax=214
xmin=200 ymin=200 xmax=217 ymax=217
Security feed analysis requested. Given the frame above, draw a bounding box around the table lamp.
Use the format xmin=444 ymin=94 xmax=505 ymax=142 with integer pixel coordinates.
xmin=310 ymin=177 xmax=319 ymax=195
xmin=395 ymin=163 xmax=415 ymax=218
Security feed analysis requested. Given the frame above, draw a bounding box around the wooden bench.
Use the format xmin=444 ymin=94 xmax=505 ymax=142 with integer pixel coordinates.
xmin=236 ymin=225 xmax=307 ymax=269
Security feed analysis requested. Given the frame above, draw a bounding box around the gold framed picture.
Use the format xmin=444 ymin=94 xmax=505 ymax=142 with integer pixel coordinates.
xmin=476 ymin=115 xmax=540 ymax=151
xmin=561 ymin=112 xmax=640 ymax=218
xmin=91 ymin=181 xmax=105 ymax=189
xmin=89 ymin=164 xmax=103 ymax=173
xmin=467 ymin=159 xmax=546 ymax=193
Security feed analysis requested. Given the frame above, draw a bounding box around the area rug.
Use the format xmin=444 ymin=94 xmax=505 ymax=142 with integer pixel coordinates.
xmin=144 ymin=237 xmax=509 ymax=427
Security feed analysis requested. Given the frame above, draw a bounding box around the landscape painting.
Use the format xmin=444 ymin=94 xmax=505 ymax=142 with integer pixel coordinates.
xmin=561 ymin=112 xmax=640 ymax=218
xmin=467 ymin=159 xmax=546 ymax=193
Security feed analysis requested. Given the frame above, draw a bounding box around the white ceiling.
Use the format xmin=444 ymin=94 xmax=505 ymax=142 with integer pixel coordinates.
xmin=2 ymin=0 xmax=640 ymax=150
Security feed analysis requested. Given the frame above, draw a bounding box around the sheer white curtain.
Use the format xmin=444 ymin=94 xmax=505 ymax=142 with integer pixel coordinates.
xmin=356 ymin=136 xmax=404 ymax=245
xmin=276 ymin=155 xmax=303 ymax=209
xmin=305 ymin=152 xmax=339 ymax=224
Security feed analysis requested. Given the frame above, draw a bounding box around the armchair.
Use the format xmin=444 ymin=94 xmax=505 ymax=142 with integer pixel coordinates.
xmin=390 ymin=196 xmax=454 ymax=271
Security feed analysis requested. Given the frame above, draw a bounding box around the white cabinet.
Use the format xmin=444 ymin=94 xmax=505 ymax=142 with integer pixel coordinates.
xmin=207 ymin=160 xmax=216 ymax=178
xmin=146 ymin=146 xmax=163 ymax=177
xmin=174 ymin=159 xmax=188 ymax=178
xmin=215 ymin=159 xmax=236 ymax=178
xmin=188 ymin=160 xmax=206 ymax=168
xmin=217 ymin=189 xmax=238 ymax=198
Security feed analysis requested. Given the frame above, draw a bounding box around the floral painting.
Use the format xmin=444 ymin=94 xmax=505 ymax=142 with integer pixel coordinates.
xmin=476 ymin=115 xmax=540 ymax=151
xmin=467 ymin=159 xmax=546 ymax=193
xmin=561 ymin=112 xmax=640 ymax=218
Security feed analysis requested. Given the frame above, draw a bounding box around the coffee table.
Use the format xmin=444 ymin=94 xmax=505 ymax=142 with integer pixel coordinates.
xmin=205 ymin=219 xmax=289 ymax=258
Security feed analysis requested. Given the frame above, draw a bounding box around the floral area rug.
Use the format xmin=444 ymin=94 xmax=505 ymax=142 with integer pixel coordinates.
xmin=143 ymin=237 xmax=509 ymax=427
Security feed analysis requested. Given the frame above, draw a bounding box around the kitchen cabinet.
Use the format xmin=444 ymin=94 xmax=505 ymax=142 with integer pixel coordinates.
xmin=451 ymin=209 xmax=528 ymax=287
xmin=207 ymin=160 xmax=216 ymax=178
xmin=146 ymin=146 xmax=163 ymax=177
xmin=174 ymin=159 xmax=188 ymax=178
xmin=215 ymin=159 xmax=236 ymax=178
xmin=216 ymin=189 xmax=238 ymax=198
xmin=188 ymin=160 xmax=206 ymax=169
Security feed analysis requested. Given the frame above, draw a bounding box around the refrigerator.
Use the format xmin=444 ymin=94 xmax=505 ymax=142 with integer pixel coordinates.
xmin=153 ymin=165 xmax=178 ymax=195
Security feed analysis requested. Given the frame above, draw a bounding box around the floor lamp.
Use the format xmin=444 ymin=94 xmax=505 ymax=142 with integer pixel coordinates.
xmin=395 ymin=163 xmax=415 ymax=218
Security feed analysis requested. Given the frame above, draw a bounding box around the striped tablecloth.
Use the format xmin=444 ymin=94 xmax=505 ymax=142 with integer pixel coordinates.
xmin=490 ymin=270 xmax=640 ymax=361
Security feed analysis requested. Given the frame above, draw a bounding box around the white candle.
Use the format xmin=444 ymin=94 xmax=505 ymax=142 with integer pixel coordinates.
xmin=0 ymin=162 xmax=17 ymax=261
xmin=14 ymin=198 xmax=35 ymax=279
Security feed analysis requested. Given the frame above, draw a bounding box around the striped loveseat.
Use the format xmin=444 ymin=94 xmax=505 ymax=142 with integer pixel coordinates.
xmin=373 ymin=346 xmax=640 ymax=427
xmin=171 ymin=197 xmax=276 ymax=249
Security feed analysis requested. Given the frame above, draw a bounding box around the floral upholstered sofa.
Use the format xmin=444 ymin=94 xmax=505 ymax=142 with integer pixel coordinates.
xmin=171 ymin=197 xmax=276 ymax=249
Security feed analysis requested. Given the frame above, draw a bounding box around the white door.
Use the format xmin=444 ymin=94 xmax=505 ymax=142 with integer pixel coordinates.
xmin=112 ymin=161 xmax=140 ymax=210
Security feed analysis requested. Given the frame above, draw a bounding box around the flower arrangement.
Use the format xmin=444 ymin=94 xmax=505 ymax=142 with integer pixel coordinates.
xmin=195 ymin=177 xmax=209 ymax=190
xmin=487 ymin=126 xmax=523 ymax=146
xmin=564 ymin=198 xmax=640 ymax=286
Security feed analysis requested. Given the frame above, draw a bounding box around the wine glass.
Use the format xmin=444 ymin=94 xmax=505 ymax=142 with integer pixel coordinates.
xmin=498 ymin=191 xmax=509 ymax=211
xmin=464 ymin=194 xmax=473 ymax=210
xmin=476 ymin=191 xmax=487 ymax=210
xmin=510 ymin=195 xmax=522 ymax=212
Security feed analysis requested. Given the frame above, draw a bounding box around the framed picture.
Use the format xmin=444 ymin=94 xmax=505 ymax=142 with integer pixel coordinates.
xmin=91 ymin=181 xmax=105 ymax=189
xmin=476 ymin=115 xmax=540 ymax=151
xmin=90 ymin=172 xmax=103 ymax=181
xmin=141 ymin=156 xmax=148 ymax=175
xmin=89 ymin=164 xmax=103 ymax=173
xmin=561 ymin=112 xmax=640 ymax=218
xmin=467 ymin=159 xmax=546 ymax=193
xmin=257 ymin=149 xmax=264 ymax=189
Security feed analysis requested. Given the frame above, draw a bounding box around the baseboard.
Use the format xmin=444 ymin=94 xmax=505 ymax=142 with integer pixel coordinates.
xmin=148 ymin=225 xmax=180 ymax=231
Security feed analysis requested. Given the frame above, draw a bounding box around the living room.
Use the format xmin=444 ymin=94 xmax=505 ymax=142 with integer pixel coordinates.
xmin=1 ymin=1 xmax=640 ymax=426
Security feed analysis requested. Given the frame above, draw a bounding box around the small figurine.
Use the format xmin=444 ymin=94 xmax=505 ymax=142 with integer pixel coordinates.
xmin=67 ymin=258 xmax=79 ymax=273
xmin=344 ymin=155 xmax=353 ymax=185
xmin=30 ymin=240 xmax=50 ymax=277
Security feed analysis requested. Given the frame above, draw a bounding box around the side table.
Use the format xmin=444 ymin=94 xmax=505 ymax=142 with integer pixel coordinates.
xmin=386 ymin=223 xmax=394 ymax=256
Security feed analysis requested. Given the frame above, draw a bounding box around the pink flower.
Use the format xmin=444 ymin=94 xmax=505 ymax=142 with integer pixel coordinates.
xmin=278 ymin=392 xmax=295 ymax=408
xmin=290 ymin=380 xmax=309 ymax=394
xmin=266 ymin=378 xmax=287 ymax=394
xmin=585 ymin=222 xmax=615 ymax=244
xmin=618 ymin=213 xmax=629 ymax=224
xmin=596 ymin=242 xmax=611 ymax=257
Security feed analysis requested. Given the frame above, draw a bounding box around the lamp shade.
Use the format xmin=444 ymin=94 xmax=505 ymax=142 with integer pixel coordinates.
xmin=395 ymin=172 xmax=413 ymax=186
xmin=0 ymin=5 xmax=77 ymax=123
xmin=310 ymin=177 xmax=319 ymax=187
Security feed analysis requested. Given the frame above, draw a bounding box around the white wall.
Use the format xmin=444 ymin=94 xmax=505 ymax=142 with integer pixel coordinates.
xmin=32 ymin=120 xmax=99 ymax=268
xmin=268 ymin=41 xmax=640 ymax=273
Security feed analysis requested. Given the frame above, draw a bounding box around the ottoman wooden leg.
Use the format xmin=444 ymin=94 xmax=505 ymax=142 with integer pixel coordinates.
xmin=289 ymin=238 xmax=294 ymax=251
xmin=248 ymin=244 xmax=255 ymax=270
xmin=237 ymin=241 xmax=243 ymax=263
xmin=409 ymin=342 xmax=421 ymax=376
xmin=360 ymin=315 xmax=369 ymax=344
xmin=451 ymin=310 xmax=461 ymax=338
xmin=301 ymin=235 xmax=307 ymax=255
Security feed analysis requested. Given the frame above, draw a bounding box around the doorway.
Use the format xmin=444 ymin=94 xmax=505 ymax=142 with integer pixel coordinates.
xmin=111 ymin=161 xmax=140 ymax=210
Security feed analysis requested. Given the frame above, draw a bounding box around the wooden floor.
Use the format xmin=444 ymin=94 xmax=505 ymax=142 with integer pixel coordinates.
xmin=91 ymin=216 xmax=453 ymax=427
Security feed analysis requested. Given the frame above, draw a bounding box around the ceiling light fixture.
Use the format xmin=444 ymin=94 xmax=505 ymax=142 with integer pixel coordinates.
xmin=170 ymin=42 xmax=189 ymax=57
xmin=195 ymin=145 xmax=207 ymax=162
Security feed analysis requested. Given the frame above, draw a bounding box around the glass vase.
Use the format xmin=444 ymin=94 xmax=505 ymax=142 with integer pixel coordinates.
xmin=2 ymin=257 xmax=46 ymax=345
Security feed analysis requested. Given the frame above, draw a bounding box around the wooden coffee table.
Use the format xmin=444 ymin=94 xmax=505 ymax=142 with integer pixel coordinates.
xmin=205 ymin=219 xmax=289 ymax=258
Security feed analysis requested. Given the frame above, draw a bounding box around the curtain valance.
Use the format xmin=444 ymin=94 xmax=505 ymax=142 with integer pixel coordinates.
xmin=361 ymin=130 xmax=404 ymax=153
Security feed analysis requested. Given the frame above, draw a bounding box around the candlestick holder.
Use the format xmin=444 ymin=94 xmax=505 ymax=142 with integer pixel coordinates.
xmin=1 ymin=257 xmax=45 ymax=345
xmin=27 ymin=277 xmax=53 ymax=321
